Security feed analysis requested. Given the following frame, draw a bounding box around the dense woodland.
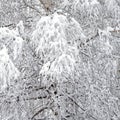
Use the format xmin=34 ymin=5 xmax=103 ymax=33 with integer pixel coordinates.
xmin=0 ymin=0 xmax=120 ymax=120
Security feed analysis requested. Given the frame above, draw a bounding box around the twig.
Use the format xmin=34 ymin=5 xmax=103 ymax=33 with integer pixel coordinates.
xmin=38 ymin=0 xmax=52 ymax=15
xmin=23 ymin=0 xmax=41 ymax=14
xmin=86 ymin=30 xmax=99 ymax=43
xmin=68 ymin=96 xmax=98 ymax=120
xmin=2 ymin=23 xmax=15 ymax=28
xmin=31 ymin=99 xmax=54 ymax=120
xmin=79 ymin=50 xmax=90 ymax=57
xmin=39 ymin=0 xmax=46 ymax=10
xmin=60 ymin=93 xmax=98 ymax=120
xmin=31 ymin=106 xmax=48 ymax=120
xmin=25 ymin=95 xmax=48 ymax=101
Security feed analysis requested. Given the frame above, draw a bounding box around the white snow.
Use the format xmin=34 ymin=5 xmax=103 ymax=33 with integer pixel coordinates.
xmin=0 ymin=45 xmax=20 ymax=91
xmin=32 ymin=12 xmax=84 ymax=77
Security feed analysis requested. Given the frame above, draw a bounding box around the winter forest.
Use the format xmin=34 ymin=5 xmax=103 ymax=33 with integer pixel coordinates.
xmin=0 ymin=0 xmax=120 ymax=120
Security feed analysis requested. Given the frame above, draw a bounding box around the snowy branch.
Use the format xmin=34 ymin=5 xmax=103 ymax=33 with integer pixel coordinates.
xmin=23 ymin=0 xmax=41 ymax=14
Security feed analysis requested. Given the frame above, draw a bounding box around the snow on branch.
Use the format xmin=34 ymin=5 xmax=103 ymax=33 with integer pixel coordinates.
xmin=0 ymin=44 xmax=20 ymax=91
xmin=0 ymin=22 xmax=24 ymax=91
xmin=0 ymin=24 xmax=24 ymax=61
xmin=22 ymin=0 xmax=41 ymax=14
xmin=32 ymin=12 xmax=85 ymax=79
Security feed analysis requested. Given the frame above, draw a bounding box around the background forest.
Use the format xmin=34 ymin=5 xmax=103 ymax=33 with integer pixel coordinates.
xmin=0 ymin=0 xmax=120 ymax=120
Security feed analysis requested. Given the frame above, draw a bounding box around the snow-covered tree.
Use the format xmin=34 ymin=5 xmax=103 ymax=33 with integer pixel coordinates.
xmin=0 ymin=44 xmax=20 ymax=92
xmin=0 ymin=26 xmax=23 ymax=60
xmin=32 ymin=12 xmax=85 ymax=79
xmin=0 ymin=0 xmax=120 ymax=120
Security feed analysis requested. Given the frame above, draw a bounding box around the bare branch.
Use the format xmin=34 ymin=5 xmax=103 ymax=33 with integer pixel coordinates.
xmin=2 ymin=23 xmax=15 ymax=28
xmin=31 ymin=99 xmax=54 ymax=120
xmin=25 ymin=95 xmax=49 ymax=101
xmin=31 ymin=106 xmax=48 ymax=120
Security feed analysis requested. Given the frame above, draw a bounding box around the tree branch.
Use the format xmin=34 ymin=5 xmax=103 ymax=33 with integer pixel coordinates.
xmin=25 ymin=95 xmax=49 ymax=101
xmin=22 ymin=0 xmax=41 ymax=14
xmin=31 ymin=106 xmax=48 ymax=120
xmin=60 ymin=93 xmax=98 ymax=120
xmin=2 ymin=23 xmax=15 ymax=28
xmin=38 ymin=0 xmax=53 ymax=13
xmin=31 ymin=100 xmax=54 ymax=120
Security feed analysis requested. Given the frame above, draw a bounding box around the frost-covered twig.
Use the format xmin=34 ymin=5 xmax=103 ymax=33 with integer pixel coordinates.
xmin=31 ymin=100 xmax=54 ymax=120
xmin=23 ymin=0 xmax=41 ymax=14
xmin=61 ymin=93 xmax=98 ymax=120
